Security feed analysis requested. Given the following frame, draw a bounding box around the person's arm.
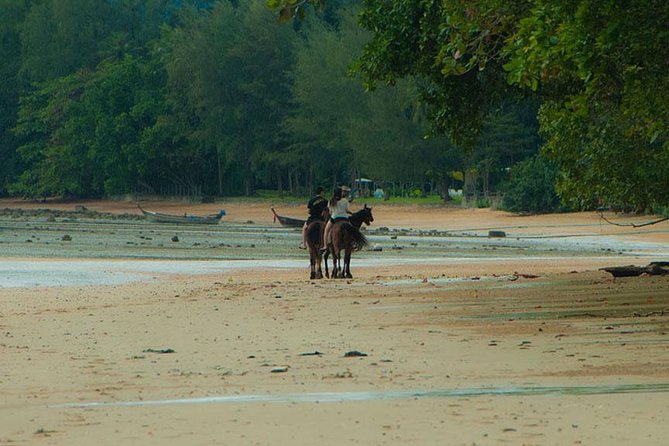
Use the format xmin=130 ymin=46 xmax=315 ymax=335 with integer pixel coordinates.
xmin=345 ymin=199 xmax=353 ymax=215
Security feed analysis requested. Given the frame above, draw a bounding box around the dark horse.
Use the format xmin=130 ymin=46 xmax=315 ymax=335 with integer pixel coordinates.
xmin=324 ymin=205 xmax=374 ymax=279
xmin=305 ymin=209 xmax=330 ymax=279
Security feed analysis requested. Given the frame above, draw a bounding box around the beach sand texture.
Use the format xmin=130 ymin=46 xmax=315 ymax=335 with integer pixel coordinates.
xmin=1 ymin=199 xmax=668 ymax=445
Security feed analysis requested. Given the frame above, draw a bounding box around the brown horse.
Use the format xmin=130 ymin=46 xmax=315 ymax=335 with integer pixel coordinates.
xmin=306 ymin=219 xmax=326 ymax=279
xmin=324 ymin=205 xmax=373 ymax=279
xmin=305 ymin=209 xmax=330 ymax=279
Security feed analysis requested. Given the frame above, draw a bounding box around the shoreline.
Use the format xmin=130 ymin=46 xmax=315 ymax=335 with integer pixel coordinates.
xmin=1 ymin=199 xmax=668 ymax=445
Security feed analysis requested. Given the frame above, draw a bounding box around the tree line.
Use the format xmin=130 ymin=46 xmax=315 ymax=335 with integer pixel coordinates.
xmin=3 ymin=0 xmax=666 ymax=212
xmin=276 ymin=0 xmax=669 ymax=212
xmin=0 ymin=0 xmax=540 ymax=204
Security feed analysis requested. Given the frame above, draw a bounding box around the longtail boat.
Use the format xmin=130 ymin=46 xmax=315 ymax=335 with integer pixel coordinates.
xmin=138 ymin=204 xmax=225 ymax=225
xmin=271 ymin=208 xmax=305 ymax=228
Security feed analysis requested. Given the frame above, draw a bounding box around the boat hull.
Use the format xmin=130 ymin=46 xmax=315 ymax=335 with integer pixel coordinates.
xmin=271 ymin=208 xmax=305 ymax=228
xmin=138 ymin=205 xmax=223 ymax=225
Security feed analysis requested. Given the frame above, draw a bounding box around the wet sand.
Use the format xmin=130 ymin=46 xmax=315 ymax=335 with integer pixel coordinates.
xmin=1 ymin=199 xmax=669 ymax=445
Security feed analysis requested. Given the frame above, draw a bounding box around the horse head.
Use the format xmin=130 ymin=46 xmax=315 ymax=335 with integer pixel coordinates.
xmin=361 ymin=204 xmax=374 ymax=225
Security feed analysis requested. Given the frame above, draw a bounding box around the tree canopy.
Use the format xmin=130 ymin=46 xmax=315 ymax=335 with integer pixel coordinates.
xmin=272 ymin=0 xmax=669 ymax=210
xmin=7 ymin=0 xmax=535 ymax=201
xmin=6 ymin=0 xmax=663 ymax=212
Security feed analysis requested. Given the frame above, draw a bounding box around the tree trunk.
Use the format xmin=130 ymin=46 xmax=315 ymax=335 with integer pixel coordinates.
xmin=244 ymin=173 xmax=252 ymax=196
xmin=441 ymin=175 xmax=452 ymax=202
xmin=307 ymin=166 xmax=313 ymax=195
xmin=482 ymin=161 xmax=490 ymax=198
xmin=217 ymin=148 xmax=224 ymax=196
xmin=277 ymin=166 xmax=284 ymax=198
xmin=294 ymin=169 xmax=300 ymax=195
xmin=464 ymin=169 xmax=477 ymax=206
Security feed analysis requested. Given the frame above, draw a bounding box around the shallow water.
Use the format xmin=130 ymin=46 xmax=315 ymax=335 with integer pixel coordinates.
xmin=0 ymin=256 xmax=621 ymax=288
xmin=52 ymin=383 xmax=669 ymax=408
xmin=1 ymin=215 xmax=666 ymax=288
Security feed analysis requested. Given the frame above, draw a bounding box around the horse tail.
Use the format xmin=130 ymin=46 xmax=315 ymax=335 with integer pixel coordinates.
xmin=344 ymin=223 xmax=368 ymax=251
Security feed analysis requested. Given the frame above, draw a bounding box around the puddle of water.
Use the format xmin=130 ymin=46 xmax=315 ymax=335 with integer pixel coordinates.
xmin=0 ymin=268 xmax=148 ymax=288
xmin=51 ymin=383 xmax=669 ymax=409
xmin=0 ymin=257 xmax=603 ymax=288
xmin=0 ymin=259 xmax=304 ymax=288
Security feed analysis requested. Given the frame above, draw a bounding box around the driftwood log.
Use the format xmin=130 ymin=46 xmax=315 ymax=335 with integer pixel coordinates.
xmin=600 ymin=262 xmax=669 ymax=277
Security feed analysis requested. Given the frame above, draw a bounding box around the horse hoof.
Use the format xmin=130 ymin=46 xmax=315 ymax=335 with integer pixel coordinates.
xmin=317 ymin=272 xmax=323 ymax=279
xmin=346 ymin=274 xmax=353 ymax=279
xmin=310 ymin=272 xmax=316 ymax=280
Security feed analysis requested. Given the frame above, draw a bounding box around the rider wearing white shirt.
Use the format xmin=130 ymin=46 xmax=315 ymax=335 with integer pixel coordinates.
xmin=330 ymin=194 xmax=350 ymax=219
xmin=321 ymin=185 xmax=351 ymax=250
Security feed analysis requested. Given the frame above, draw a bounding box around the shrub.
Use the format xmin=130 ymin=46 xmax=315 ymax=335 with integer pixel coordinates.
xmin=502 ymin=154 xmax=562 ymax=213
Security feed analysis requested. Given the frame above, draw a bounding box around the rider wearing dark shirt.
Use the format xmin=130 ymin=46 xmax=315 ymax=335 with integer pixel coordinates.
xmin=307 ymin=187 xmax=328 ymax=224
xmin=300 ymin=186 xmax=327 ymax=249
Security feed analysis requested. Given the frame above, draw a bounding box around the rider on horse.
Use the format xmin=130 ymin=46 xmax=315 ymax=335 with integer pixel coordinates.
xmin=301 ymin=186 xmax=328 ymax=249
xmin=321 ymin=185 xmax=351 ymax=251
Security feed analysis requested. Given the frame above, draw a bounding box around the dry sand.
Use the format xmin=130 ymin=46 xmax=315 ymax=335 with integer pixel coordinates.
xmin=1 ymin=199 xmax=669 ymax=445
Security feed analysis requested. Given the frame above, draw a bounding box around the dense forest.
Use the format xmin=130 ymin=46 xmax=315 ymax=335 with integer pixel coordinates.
xmin=0 ymin=0 xmax=540 ymax=202
xmin=1 ymin=0 xmax=667 ymax=212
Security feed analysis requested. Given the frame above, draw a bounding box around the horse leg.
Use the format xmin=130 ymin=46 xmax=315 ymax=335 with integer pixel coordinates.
xmin=316 ymin=225 xmax=324 ymax=279
xmin=331 ymin=248 xmax=340 ymax=279
xmin=324 ymin=248 xmax=330 ymax=278
xmin=316 ymin=249 xmax=323 ymax=279
xmin=336 ymin=248 xmax=344 ymax=279
xmin=309 ymin=248 xmax=316 ymax=280
xmin=344 ymin=248 xmax=353 ymax=279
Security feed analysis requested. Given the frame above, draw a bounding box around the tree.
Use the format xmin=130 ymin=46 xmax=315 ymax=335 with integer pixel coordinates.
xmin=502 ymin=153 xmax=561 ymax=214
xmin=6 ymin=0 xmax=216 ymax=197
xmin=474 ymin=100 xmax=540 ymax=196
xmin=286 ymin=7 xmax=457 ymax=195
xmin=164 ymin=0 xmax=296 ymax=195
xmin=271 ymin=0 xmax=669 ymax=210
xmin=505 ymin=0 xmax=669 ymax=211
xmin=359 ymin=0 xmax=669 ymax=210
xmin=19 ymin=0 xmax=117 ymax=82
xmin=12 ymin=54 xmax=169 ymax=197
xmin=0 ymin=0 xmax=31 ymax=194
xmin=12 ymin=72 xmax=92 ymax=197
xmin=284 ymin=9 xmax=364 ymax=190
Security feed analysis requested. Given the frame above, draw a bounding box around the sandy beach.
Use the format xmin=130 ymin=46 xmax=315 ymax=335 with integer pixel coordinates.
xmin=1 ymin=198 xmax=668 ymax=445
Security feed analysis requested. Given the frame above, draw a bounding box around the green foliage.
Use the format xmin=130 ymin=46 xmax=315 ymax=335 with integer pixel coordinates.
xmin=12 ymin=55 xmax=168 ymax=197
xmin=19 ymin=0 xmax=115 ymax=82
xmin=3 ymin=0 xmax=606 ymax=207
xmin=0 ymin=0 xmax=30 ymax=194
xmin=352 ymin=0 xmax=669 ymax=210
xmin=286 ymin=7 xmax=459 ymax=192
xmin=355 ymin=0 xmax=525 ymax=148
xmin=164 ymin=0 xmax=297 ymax=195
xmin=501 ymin=153 xmax=562 ymax=214
xmin=509 ymin=0 xmax=669 ymax=211
xmin=655 ymin=206 xmax=669 ymax=219
xmin=283 ymin=9 xmax=370 ymax=188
